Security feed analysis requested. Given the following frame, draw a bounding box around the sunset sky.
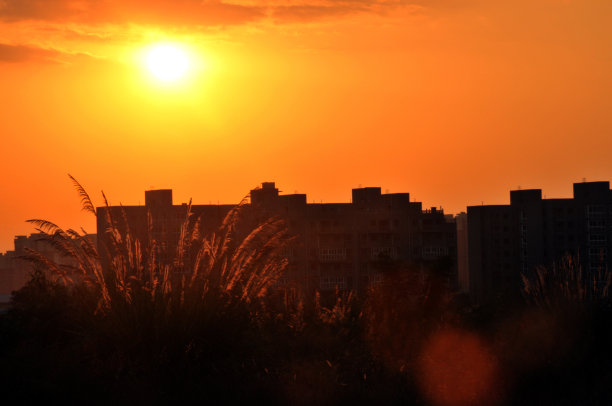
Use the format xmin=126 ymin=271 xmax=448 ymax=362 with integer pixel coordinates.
xmin=0 ymin=0 xmax=610 ymax=251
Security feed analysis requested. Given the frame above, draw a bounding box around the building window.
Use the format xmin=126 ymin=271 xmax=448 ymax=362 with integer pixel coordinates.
xmin=370 ymin=272 xmax=384 ymax=286
xmin=319 ymin=248 xmax=347 ymax=261
xmin=422 ymin=246 xmax=449 ymax=259
xmin=371 ymin=247 xmax=396 ymax=260
xmin=320 ymin=276 xmax=347 ymax=290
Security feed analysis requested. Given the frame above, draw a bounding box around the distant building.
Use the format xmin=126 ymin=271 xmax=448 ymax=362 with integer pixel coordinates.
xmin=0 ymin=246 xmax=28 ymax=296
xmin=0 ymin=233 xmax=97 ymax=296
xmin=97 ymin=183 xmax=457 ymax=294
xmin=467 ymin=181 xmax=612 ymax=302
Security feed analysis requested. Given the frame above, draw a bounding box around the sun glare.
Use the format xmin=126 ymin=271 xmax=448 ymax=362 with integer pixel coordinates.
xmin=146 ymin=44 xmax=189 ymax=82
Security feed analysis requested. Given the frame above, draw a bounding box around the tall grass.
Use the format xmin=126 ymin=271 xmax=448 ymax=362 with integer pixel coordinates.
xmin=522 ymin=255 xmax=611 ymax=308
xmin=11 ymin=176 xmax=384 ymax=403
xmin=18 ymin=175 xmax=302 ymax=384
xmin=8 ymin=175 xmax=532 ymax=404
xmin=24 ymin=176 xmax=291 ymax=314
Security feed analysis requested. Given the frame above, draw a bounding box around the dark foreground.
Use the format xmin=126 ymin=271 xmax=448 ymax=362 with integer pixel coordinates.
xmin=1 ymin=270 xmax=611 ymax=406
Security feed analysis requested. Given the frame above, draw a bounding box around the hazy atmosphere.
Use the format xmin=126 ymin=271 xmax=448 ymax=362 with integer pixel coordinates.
xmin=1 ymin=0 xmax=611 ymax=250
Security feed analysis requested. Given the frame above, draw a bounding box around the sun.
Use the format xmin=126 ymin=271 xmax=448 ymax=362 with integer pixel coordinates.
xmin=146 ymin=44 xmax=189 ymax=82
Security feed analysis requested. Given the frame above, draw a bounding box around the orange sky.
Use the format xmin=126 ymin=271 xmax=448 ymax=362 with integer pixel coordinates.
xmin=0 ymin=0 xmax=611 ymax=251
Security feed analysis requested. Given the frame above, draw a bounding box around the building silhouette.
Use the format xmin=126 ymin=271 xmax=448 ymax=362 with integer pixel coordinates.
xmin=97 ymin=182 xmax=457 ymax=293
xmin=455 ymin=212 xmax=469 ymax=293
xmin=6 ymin=180 xmax=612 ymax=302
xmin=0 ymin=233 xmax=96 ymax=297
xmin=467 ymin=181 xmax=612 ymax=302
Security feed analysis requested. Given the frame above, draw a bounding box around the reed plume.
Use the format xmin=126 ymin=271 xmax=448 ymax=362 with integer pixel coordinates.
xmin=522 ymin=254 xmax=611 ymax=308
xmin=22 ymin=175 xmax=292 ymax=320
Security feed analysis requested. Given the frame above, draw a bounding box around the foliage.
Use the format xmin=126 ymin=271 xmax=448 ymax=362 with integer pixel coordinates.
xmin=522 ymin=255 xmax=612 ymax=309
xmin=0 ymin=176 xmax=422 ymax=404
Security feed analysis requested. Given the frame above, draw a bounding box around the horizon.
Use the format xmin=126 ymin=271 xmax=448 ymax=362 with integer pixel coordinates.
xmin=1 ymin=177 xmax=608 ymax=253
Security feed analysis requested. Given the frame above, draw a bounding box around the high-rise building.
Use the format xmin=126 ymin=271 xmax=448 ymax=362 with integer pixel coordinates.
xmin=467 ymin=181 xmax=612 ymax=302
xmin=455 ymin=212 xmax=469 ymax=293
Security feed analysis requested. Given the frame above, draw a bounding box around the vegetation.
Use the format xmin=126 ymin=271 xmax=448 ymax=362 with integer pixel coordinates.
xmin=522 ymin=255 xmax=611 ymax=308
xmin=1 ymin=177 xmax=612 ymax=405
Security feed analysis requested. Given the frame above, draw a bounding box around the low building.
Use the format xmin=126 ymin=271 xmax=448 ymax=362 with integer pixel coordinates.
xmin=97 ymin=182 xmax=458 ymax=294
xmin=0 ymin=233 xmax=97 ymax=295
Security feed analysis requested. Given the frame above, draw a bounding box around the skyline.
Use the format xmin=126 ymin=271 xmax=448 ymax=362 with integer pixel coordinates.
xmin=1 ymin=0 xmax=611 ymax=252
xmin=1 ymin=177 xmax=608 ymax=252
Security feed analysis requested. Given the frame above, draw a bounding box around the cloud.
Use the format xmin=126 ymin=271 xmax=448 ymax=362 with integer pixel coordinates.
xmin=0 ymin=0 xmax=429 ymax=64
xmin=0 ymin=0 xmax=265 ymax=26
xmin=271 ymin=4 xmax=363 ymax=22
xmin=0 ymin=42 xmax=99 ymax=63
xmin=0 ymin=0 xmax=415 ymax=26
xmin=0 ymin=43 xmax=61 ymax=62
xmin=268 ymin=0 xmax=424 ymax=23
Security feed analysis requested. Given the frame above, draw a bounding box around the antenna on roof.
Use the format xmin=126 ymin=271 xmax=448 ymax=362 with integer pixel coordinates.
xmin=582 ymin=177 xmax=586 ymax=183
xmin=518 ymin=185 xmax=521 ymax=190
